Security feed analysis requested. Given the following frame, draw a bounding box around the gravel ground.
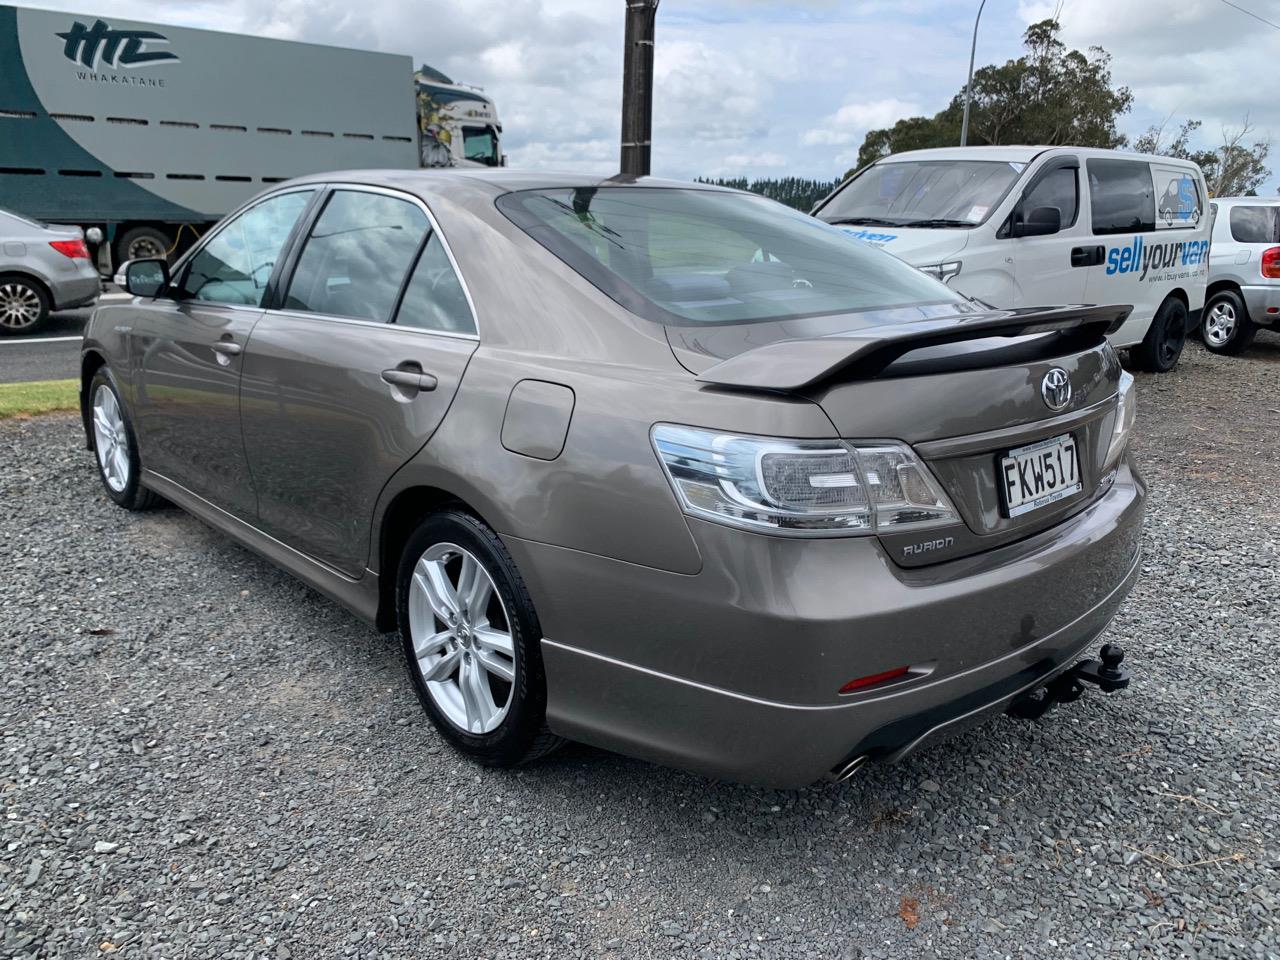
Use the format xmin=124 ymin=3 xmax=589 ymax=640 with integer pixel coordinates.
xmin=2 ymin=337 xmax=1278 ymax=960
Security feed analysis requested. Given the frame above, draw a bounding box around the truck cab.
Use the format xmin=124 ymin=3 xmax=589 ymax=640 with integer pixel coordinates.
xmin=414 ymin=66 xmax=504 ymax=169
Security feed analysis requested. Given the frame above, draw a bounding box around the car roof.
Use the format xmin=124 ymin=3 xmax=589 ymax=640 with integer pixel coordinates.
xmin=278 ymin=168 xmax=745 ymax=199
xmin=1212 ymin=195 xmax=1280 ymax=205
xmin=877 ymin=145 xmax=1203 ymax=168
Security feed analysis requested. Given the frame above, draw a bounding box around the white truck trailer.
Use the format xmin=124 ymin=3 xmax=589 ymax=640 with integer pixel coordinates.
xmin=0 ymin=5 xmax=504 ymax=267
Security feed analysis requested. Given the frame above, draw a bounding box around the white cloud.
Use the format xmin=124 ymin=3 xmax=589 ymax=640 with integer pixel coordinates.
xmin=803 ymin=97 xmax=922 ymax=145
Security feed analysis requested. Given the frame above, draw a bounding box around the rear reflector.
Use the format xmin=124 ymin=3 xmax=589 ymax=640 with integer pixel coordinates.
xmin=839 ymin=665 xmax=910 ymax=694
xmin=49 ymin=238 xmax=90 ymax=260
xmin=1262 ymin=246 xmax=1280 ymax=279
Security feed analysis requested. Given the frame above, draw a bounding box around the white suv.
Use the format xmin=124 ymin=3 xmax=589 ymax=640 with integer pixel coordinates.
xmin=1203 ymin=197 xmax=1280 ymax=355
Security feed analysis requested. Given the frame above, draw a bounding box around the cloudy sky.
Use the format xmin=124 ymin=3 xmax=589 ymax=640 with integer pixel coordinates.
xmin=27 ymin=0 xmax=1280 ymax=188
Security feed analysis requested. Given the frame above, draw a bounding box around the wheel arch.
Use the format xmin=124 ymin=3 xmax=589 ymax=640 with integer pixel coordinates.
xmin=79 ymin=349 xmax=108 ymax=450
xmin=374 ymin=484 xmax=493 ymax=632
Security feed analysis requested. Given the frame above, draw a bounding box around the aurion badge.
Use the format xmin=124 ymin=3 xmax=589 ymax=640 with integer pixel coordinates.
xmin=1041 ymin=367 xmax=1071 ymax=412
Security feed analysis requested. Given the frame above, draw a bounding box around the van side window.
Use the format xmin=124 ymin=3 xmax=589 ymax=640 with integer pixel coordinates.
xmin=1022 ymin=168 xmax=1078 ymax=228
xmin=1087 ymin=159 xmax=1155 ymax=235
xmin=284 ymin=190 xmax=428 ymax=322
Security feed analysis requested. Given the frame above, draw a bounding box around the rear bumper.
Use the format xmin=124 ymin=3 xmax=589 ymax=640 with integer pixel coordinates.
xmin=1241 ymin=284 xmax=1280 ymax=326
xmin=507 ymin=458 xmax=1146 ymax=788
xmin=51 ymin=273 xmax=100 ymax=310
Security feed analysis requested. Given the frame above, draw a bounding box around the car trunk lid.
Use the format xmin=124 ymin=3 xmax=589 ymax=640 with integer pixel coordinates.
xmin=670 ymin=304 xmax=1130 ymax=565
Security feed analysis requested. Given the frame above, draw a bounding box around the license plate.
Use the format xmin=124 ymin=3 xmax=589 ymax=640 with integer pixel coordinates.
xmin=999 ymin=433 xmax=1081 ymax=517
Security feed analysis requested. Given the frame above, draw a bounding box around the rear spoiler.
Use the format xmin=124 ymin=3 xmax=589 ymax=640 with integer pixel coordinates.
xmin=695 ymin=304 xmax=1131 ymax=391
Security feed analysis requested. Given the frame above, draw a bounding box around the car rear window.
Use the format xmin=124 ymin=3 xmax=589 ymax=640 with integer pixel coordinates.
xmin=1229 ymin=205 xmax=1280 ymax=244
xmin=496 ymin=187 xmax=966 ymax=326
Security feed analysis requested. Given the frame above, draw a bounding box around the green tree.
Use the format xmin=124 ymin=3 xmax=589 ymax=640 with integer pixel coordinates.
xmin=696 ymin=176 xmax=841 ymax=211
xmin=848 ymin=20 xmax=1132 ymax=175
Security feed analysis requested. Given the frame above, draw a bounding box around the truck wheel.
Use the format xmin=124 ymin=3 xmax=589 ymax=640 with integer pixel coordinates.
xmin=1201 ymin=290 xmax=1257 ymax=356
xmin=0 ymin=274 xmax=50 ymax=335
xmin=116 ymin=226 xmax=171 ymax=264
xmin=1130 ymin=298 xmax=1188 ymax=373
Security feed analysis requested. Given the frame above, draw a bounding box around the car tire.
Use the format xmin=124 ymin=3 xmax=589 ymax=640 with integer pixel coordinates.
xmin=396 ymin=509 xmax=562 ymax=768
xmin=88 ymin=367 xmax=161 ymax=511
xmin=1200 ymin=290 xmax=1257 ymax=356
xmin=1130 ymin=297 xmax=1189 ymax=373
xmin=0 ymin=274 xmax=51 ymax=336
xmin=116 ymin=226 xmax=171 ymax=264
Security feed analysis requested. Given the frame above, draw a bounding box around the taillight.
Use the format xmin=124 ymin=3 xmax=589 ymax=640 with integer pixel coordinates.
xmin=1262 ymin=247 xmax=1280 ymax=279
xmin=49 ymin=238 xmax=91 ymax=260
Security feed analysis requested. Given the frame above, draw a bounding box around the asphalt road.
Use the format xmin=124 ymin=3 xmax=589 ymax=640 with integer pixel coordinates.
xmin=0 ymin=289 xmax=130 ymax=383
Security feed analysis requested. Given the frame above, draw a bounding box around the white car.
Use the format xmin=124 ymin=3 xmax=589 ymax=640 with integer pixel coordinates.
xmin=813 ymin=146 xmax=1211 ymax=373
xmin=1202 ymin=196 xmax=1280 ymax=355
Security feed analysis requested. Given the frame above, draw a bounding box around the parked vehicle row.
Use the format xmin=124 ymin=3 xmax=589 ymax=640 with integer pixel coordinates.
xmin=813 ymin=146 xmax=1213 ymax=373
xmin=84 ymin=170 xmax=1144 ymax=787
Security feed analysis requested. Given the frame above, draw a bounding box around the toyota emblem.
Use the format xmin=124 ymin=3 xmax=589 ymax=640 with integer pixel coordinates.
xmin=1041 ymin=368 xmax=1072 ymax=412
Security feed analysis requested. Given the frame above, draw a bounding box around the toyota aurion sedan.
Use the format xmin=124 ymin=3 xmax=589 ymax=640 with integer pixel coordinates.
xmin=1 ymin=206 xmax=100 ymax=335
xmin=81 ymin=171 xmax=1145 ymax=787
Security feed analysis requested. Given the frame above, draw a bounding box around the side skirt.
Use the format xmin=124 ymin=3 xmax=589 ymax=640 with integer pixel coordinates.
xmin=141 ymin=469 xmax=382 ymax=626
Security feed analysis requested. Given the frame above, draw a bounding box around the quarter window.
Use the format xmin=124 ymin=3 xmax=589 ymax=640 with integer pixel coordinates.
xmin=180 ymin=189 xmax=314 ymax=305
xmin=1087 ymin=159 xmax=1155 ymax=235
xmin=284 ymin=190 xmax=429 ymax=322
xmin=1020 ymin=167 xmax=1078 ymax=228
xmin=395 ymin=234 xmax=476 ymax=334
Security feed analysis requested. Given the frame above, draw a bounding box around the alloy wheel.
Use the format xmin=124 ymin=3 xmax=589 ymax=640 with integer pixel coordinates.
xmin=408 ymin=542 xmax=516 ymax=734
xmin=1203 ymin=301 xmax=1237 ymax=348
xmin=0 ymin=282 xmax=42 ymax=331
xmin=92 ymin=385 xmax=130 ymax=493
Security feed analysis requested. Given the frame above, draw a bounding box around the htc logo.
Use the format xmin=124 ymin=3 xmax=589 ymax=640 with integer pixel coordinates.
xmin=903 ymin=536 xmax=955 ymax=557
xmin=57 ymin=19 xmax=179 ymax=70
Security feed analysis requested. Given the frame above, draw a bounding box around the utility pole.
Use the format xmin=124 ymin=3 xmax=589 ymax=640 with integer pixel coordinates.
xmin=620 ymin=0 xmax=659 ymax=177
xmin=959 ymin=0 xmax=986 ymax=147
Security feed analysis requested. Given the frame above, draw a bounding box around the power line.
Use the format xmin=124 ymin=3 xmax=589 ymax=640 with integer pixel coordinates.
xmin=1216 ymin=0 xmax=1280 ymax=31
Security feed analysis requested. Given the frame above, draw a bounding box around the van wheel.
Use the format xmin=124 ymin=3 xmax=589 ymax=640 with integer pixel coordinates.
xmin=1130 ymin=298 xmax=1188 ymax=373
xmin=396 ymin=509 xmax=563 ymax=768
xmin=1201 ymin=290 xmax=1257 ymax=356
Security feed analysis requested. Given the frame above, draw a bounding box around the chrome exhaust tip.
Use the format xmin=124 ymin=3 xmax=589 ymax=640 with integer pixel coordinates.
xmin=829 ymin=754 xmax=870 ymax=783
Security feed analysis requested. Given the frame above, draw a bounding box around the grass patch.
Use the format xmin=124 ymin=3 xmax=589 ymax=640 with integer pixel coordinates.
xmin=0 ymin=379 xmax=79 ymax=419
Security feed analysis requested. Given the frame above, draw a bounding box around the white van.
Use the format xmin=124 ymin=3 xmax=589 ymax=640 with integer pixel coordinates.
xmin=812 ymin=146 xmax=1211 ymax=372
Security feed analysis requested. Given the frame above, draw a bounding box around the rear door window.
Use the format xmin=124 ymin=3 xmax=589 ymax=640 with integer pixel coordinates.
xmin=1087 ymin=159 xmax=1155 ymax=235
xmin=1229 ymin=205 xmax=1280 ymax=243
xmin=284 ymin=190 xmax=429 ymax=322
xmin=395 ymin=233 xmax=476 ymax=335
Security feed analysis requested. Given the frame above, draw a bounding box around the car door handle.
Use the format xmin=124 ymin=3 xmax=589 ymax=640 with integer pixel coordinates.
xmin=211 ymin=341 xmax=242 ymax=356
xmin=381 ymin=367 xmax=438 ymax=392
xmin=1070 ymin=245 xmax=1105 ymax=268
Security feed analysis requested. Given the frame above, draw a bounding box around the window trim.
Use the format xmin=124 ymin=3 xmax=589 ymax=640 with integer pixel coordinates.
xmin=271 ymin=182 xmax=480 ymax=341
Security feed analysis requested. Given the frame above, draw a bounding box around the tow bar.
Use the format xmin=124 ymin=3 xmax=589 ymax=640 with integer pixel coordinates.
xmin=1008 ymin=643 xmax=1132 ymax=721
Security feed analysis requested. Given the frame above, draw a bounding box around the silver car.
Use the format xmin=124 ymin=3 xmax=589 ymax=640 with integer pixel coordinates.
xmin=0 ymin=206 xmax=100 ymax=335
xmin=1202 ymin=197 xmax=1280 ymax=355
xmin=81 ymin=171 xmax=1145 ymax=787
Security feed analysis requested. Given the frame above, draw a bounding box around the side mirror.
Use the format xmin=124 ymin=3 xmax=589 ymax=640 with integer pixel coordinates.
xmin=115 ymin=257 xmax=170 ymax=298
xmin=1011 ymin=205 xmax=1061 ymax=238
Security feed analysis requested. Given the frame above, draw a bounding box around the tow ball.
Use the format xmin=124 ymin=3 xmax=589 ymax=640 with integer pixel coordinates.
xmin=1008 ymin=643 xmax=1132 ymax=721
